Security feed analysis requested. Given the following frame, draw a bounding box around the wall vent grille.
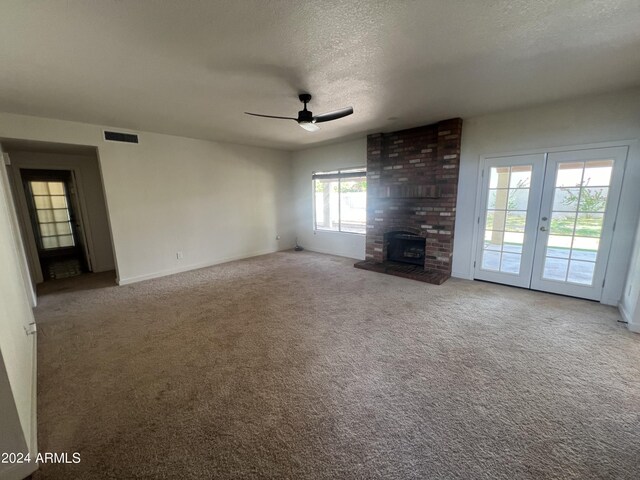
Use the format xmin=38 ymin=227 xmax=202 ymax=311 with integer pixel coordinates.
xmin=103 ymin=131 xmax=139 ymax=144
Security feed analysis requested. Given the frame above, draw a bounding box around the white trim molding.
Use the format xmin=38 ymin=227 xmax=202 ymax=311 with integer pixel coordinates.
xmin=117 ymin=248 xmax=285 ymax=285
xmin=619 ymin=301 xmax=640 ymax=333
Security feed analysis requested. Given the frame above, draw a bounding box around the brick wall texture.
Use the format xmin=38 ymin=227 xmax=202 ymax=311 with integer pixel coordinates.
xmin=365 ymin=118 xmax=463 ymax=276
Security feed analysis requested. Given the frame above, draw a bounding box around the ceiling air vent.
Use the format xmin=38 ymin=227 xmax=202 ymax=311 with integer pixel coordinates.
xmin=103 ymin=130 xmax=139 ymax=144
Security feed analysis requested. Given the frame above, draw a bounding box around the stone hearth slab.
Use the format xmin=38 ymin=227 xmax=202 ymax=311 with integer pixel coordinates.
xmin=354 ymin=260 xmax=449 ymax=285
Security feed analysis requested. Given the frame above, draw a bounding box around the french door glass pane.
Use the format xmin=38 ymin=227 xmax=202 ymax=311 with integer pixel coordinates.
xmin=571 ymin=237 xmax=599 ymax=261
xmin=36 ymin=208 xmax=70 ymax=223
xmin=543 ymin=257 xmax=569 ymax=281
xmin=542 ymin=159 xmax=614 ymax=285
xmin=547 ymin=235 xmax=572 ymax=258
xmin=584 ymin=161 xmax=613 ymax=186
xmin=481 ymin=165 xmax=532 ymax=274
xmin=40 ymin=222 xmax=72 ymax=236
xmin=505 ymin=211 xmax=526 ymax=232
xmin=29 ymin=181 xmax=75 ymax=250
xmin=555 ymin=163 xmax=584 ymax=187
xmin=552 ymin=188 xmax=580 ymax=211
xmin=34 ymin=195 xmax=67 ymax=209
xmin=30 ymin=181 xmax=64 ymax=195
xmin=550 ymin=212 xmax=575 ymax=235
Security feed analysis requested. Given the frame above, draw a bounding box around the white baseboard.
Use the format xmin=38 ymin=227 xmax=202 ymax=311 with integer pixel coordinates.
xmin=619 ymin=301 xmax=640 ymax=333
xmin=600 ymin=295 xmax=619 ymax=306
xmin=619 ymin=301 xmax=632 ymax=323
xmin=117 ymin=248 xmax=282 ymax=285
xmin=302 ymin=246 xmax=363 ymax=261
xmin=451 ymin=270 xmax=473 ymax=280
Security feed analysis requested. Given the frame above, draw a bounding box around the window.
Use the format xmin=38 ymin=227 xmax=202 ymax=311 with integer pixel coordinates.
xmin=28 ymin=181 xmax=75 ymax=249
xmin=313 ymin=167 xmax=366 ymax=234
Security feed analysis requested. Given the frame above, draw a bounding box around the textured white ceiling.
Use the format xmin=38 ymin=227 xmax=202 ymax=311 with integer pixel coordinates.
xmin=1 ymin=0 xmax=639 ymax=150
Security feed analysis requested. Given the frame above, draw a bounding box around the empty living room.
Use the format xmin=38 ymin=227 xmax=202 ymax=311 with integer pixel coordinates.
xmin=2 ymin=1 xmax=640 ymax=479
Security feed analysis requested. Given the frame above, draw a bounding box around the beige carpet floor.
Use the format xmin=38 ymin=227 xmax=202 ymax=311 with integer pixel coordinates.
xmin=32 ymin=251 xmax=640 ymax=479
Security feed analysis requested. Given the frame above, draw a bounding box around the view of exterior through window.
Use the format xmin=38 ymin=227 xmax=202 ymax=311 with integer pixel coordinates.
xmin=482 ymin=165 xmax=532 ymax=275
xmin=29 ymin=180 xmax=76 ymax=249
xmin=481 ymin=159 xmax=614 ymax=286
xmin=542 ymin=160 xmax=613 ymax=285
xmin=313 ymin=168 xmax=366 ymax=234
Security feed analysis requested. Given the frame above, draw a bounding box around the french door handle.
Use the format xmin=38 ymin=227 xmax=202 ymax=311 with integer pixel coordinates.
xmin=539 ymin=226 xmax=547 ymax=231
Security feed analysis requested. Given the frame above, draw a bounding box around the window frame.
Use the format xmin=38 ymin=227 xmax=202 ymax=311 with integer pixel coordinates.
xmin=312 ymin=166 xmax=367 ymax=235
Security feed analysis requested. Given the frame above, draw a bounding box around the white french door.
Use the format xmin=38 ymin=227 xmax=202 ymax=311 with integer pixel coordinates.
xmin=474 ymin=154 xmax=546 ymax=288
xmin=475 ymin=146 xmax=628 ymax=301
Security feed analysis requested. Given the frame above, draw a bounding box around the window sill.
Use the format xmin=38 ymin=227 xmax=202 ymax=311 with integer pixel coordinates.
xmin=314 ymin=229 xmax=365 ymax=236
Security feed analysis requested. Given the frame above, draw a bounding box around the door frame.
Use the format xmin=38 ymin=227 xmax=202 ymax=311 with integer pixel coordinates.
xmin=471 ymin=140 xmax=637 ymax=304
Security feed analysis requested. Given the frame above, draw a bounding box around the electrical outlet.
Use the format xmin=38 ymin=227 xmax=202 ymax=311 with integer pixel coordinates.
xmin=176 ymin=251 xmax=184 ymax=260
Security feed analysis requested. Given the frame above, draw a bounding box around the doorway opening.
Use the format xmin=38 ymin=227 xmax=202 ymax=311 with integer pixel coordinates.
xmin=1 ymin=138 xmax=116 ymax=287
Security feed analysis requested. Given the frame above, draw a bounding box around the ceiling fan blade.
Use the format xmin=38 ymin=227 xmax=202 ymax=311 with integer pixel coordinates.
xmin=299 ymin=122 xmax=320 ymax=132
xmin=313 ymin=106 xmax=354 ymax=123
xmin=245 ymin=112 xmax=297 ymax=120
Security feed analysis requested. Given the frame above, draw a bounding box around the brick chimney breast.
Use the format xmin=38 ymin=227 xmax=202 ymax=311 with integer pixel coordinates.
xmin=359 ymin=118 xmax=462 ymax=284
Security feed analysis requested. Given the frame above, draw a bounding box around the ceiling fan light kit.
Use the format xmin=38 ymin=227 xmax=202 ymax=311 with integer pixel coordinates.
xmin=298 ymin=121 xmax=320 ymax=132
xmin=245 ymin=93 xmax=353 ymax=132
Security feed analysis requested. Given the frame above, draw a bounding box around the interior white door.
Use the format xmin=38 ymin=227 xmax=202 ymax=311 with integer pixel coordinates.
xmin=474 ymin=154 xmax=546 ymax=287
xmin=530 ymin=146 xmax=628 ymax=300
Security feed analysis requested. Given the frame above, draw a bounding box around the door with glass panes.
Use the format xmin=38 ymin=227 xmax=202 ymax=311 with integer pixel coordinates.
xmin=475 ymin=146 xmax=627 ymax=301
xmin=21 ymin=169 xmax=89 ymax=280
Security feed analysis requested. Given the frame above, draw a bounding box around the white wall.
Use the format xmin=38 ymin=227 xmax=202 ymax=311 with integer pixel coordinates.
xmin=292 ymin=138 xmax=367 ymax=259
xmin=6 ymin=151 xmax=116 ymax=282
xmin=0 ymin=144 xmax=38 ymax=479
xmin=621 ymin=220 xmax=640 ymax=331
xmin=103 ymin=133 xmax=294 ymax=284
xmin=0 ymin=112 xmax=295 ymax=284
xmin=453 ymin=88 xmax=640 ymax=307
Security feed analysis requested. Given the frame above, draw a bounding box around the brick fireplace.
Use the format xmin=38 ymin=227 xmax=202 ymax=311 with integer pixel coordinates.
xmin=354 ymin=118 xmax=462 ymax=284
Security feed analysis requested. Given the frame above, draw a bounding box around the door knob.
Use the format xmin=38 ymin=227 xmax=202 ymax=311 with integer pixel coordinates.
xmin=541 ymin=216 xmax=548 ymax=221
xmin=540 ymin=226 xmax=547 ymax=231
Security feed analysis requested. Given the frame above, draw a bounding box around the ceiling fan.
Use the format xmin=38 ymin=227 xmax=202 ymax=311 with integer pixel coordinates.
xmin=245 ymin=93 xmax=353 ymax=132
